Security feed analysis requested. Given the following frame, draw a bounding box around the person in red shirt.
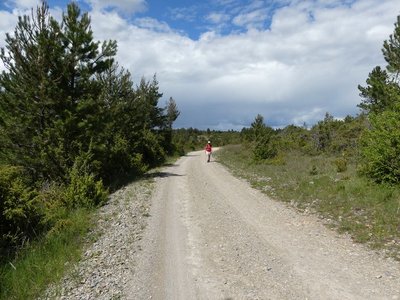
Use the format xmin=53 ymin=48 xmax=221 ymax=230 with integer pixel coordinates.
xmin=205 ymin=141 xmax=212 ymax=162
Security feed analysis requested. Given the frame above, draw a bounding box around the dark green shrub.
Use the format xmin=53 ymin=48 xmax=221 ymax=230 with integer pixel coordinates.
xmin=139 ymin=129 xmax=166 ymax=167
xmin=63 ymin=151 xmax=108 ymax=209
xmin=64 ymin=166 xmax=108 ymax=209
xmin=36 ymin=182 xmax=68 ymax=230
xmin=0 ymin=166 xmax=42 ymax=257
xmin=359 ymin=107 xmax=400 ymax=183
xmin=253 ymin=135 xmax=278 ymax=161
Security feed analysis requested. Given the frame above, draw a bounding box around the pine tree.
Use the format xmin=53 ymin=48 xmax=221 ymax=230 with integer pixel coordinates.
xmin=132 ymin=75 xmax=167 ymax=166
xmin=251 ymin=114 xmax=266 ymax=140
xmin=0 ymin=2 xmax=117 ymax=180
xmin=0 ymin=3 xmax=66 ymax=178
xmin=163 ymin=96 xmax=180 ymax=154
xmin=383 ymin=16 xmax=400 ymax=78
xmin=358 ymin=66 xmax=399 ymax=114
xmin=358 ymin=16 xmax=400 ymax=114
xmin=249 ymin=114 xmax=277 ymax=160
xmin=166 ymin=97 xmax=180 ymax=129
xmin=95 ymin=63 xmax=145 ymax=180
xmin=58 ymin=2 xmax=117 ymax=170
xmin=0 ymin=1 xmax=178 ymax=183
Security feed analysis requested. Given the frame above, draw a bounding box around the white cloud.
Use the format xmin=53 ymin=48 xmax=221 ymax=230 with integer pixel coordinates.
xmin=86 ymin=0 xmax=147 ymax=15
xmin=168 ymin=6 xmax=198 ymax=22
xmin=242 ymin=0 xmax=266 ymax=13
xmin=232 ymin=8 xmax=268 ymax=29
xmin=5 ymin=0 xmax=40 ymax=9
xmin=0 ymin=10 xmax=17 ymax=71
xmin=134 ymin=17 xmax=173 ymax=33
xmin=206 ymin=12 xmax=230 ymax=24
xmin=0 ymin=10 xmax=17 ymax=33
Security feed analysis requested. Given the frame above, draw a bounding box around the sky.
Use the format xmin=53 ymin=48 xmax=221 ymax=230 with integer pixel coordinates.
xmin=0 ymin=0 xmax=399 ymax=130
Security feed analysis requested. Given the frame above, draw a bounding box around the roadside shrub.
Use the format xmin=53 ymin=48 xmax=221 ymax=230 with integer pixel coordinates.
xmin=175 ymin=143 xmax=186 ymax=156
xmin=141 ymin=129 xmax=166 ymax=167
xmin=0 ymin=165 xmax=42 ymax=258
xmin=359 ymin=108 xmax=400 ymax=184
xmin=64 ymin=164 xmax=108 ymax=209
xmin=36 ymin=182 xmax=68 ymax=230
xmin=63 ymin=150 xmax=108 ymax=209
xmin=130 ymin=153 xmax=148 ymax=175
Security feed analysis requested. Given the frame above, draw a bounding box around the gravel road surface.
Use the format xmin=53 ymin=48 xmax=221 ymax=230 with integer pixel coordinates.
xmin=126 ymin=150 xmax=400 ymax=299
xmin=43 ymin=150 xmax=400 ymax=299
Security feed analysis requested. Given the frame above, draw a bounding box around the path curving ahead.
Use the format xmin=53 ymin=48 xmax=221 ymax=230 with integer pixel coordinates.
xmin=126 ymin=150 xmax=400 ymax=299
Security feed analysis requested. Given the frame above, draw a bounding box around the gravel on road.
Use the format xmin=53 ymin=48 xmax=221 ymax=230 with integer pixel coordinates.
xmin=43 ymin=151 xmax=400 ymax=299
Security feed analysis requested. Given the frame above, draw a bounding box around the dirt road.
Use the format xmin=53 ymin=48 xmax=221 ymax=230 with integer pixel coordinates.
xmin=127 ymin=150 xmax=400 ymax=299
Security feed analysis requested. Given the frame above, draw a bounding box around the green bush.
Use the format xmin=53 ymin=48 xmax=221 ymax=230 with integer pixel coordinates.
xmin=140 ymin=129 xmax=166 ymax=167
xmin=0 ymin=166 xmax=42 ymax=258
xmin=64 ymin=162 xmax=108 ymax=209
xmin=100 ymin=134 xmax=148 ymax=182
xmin=62 ymin=150 xmax=108 ymax=209
xmin=359 ymin=107 xmax=400 ymax=183
xmin=35 ymin=182 xmax=68 ymax=231
xmin=253 ymin=136 xmax=277 ymax=161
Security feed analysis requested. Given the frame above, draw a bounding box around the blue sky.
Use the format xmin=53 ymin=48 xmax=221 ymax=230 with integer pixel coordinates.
xmin=142 ymin=0 xmax=285 ymax=39
xmin=0 ymin=0 xmax=399 ymax=129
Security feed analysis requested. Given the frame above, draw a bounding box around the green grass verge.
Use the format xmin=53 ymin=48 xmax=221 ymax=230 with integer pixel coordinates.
xmin=215 ymin=145 xmax=400 ymax=260
xmin=0 ymin=208 xmax=94 ymax=300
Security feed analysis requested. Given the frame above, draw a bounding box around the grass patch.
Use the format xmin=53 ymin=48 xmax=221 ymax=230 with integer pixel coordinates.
xmin=216 ymin=145 xmax=400 ymax=260
xmin=0 ymin=208 xmax=94 ymax=300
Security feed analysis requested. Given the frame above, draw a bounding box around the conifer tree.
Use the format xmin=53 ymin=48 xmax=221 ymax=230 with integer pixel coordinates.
xmin=383 ymin=16 xmax=400 ymax=77
xmin=166 ymin=97 xmax=180 ymax=129
xmin=0 ymin=3 xmax=66 ymax=178
xmin=359 ymin=15 xmax=400 ymax=183
xmin=163 ymin=97 xmax=180 ymax=154
xmin=0 ymin=2 xmax=117 ymax=180
xmin=58 ymin=2 xmax=117 ymax=172
xmin=358 ymin=16 xmax=400 ymax=114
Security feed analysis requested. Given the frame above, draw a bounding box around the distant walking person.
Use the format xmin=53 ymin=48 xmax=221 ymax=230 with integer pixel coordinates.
xmin=205 ymin=141 xmax=212 ymax=162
